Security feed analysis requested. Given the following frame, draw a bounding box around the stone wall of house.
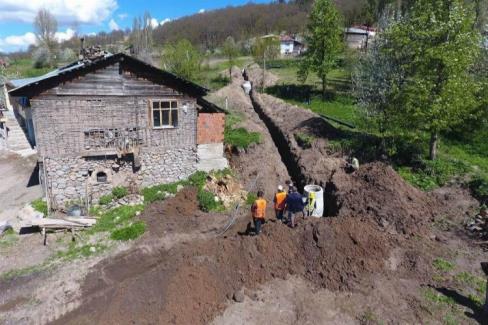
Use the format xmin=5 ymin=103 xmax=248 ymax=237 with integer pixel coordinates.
xmin=45 ymin=146 xmax=197 ymax=208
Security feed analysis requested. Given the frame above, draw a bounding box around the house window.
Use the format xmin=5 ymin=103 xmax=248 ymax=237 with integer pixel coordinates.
xmin=152 ymin=100 xmax=178 ymax=128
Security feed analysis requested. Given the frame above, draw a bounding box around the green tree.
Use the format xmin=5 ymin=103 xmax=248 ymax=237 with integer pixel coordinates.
xmin=33 ymin=9 xmax=58 ymax=67
xmin=384 ymin=0 xmax=481 ymax=160
xmin=222 ymin=36 xmax=239 ymax=78
xmin=130 ymin=11 xmax=154 ymax=63
xmin=161 ymin=39 xmax=202 ymax=81
xmin=353 ymin=31 xmax=405 ymax=148
xmin=251 ymin=35 xmax=280 ymax=90
xmin=298 ymin=0 xmax=343 ymax=99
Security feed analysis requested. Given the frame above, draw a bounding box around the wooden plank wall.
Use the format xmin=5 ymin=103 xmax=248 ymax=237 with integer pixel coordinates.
xmin=41 ymin=63 xmax=184 ymax=97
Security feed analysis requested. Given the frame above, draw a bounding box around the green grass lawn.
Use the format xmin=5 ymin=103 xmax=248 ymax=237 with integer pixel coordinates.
xmin=3 ymin=58 xmax=52 ymax=79
xmin=268 ymin=63 xmax=487 ymax=196
xmin=289 ymin=96 xmax=359 ymax=125
xmin=197 ymin=56 xmax=254 ymax=90
xmin=269 ymin=63 xmax=349 ymax=86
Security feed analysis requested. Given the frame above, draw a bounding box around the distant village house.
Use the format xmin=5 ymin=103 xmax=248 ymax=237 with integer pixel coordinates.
xmin=345 ymin=26 xmax=376 ymax=50
xmin=280 ymin=35 xmax=305 ymax=56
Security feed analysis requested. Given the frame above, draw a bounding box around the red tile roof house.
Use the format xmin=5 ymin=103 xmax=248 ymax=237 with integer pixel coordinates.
xmin=280 ymin=35 xmax=306 ymax=56
xmin=9 ymin=52 xmax=228 ymax=210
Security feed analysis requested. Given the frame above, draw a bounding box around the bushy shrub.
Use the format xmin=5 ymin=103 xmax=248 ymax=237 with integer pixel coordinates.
xmin=111 ymin=221 xmax=146 ymax=241
xmin=88 ymin=205 xmax=144 ymax=234
xmin=197 ymin=189 xmax=222 ymax=212
xmin=188 ymin=171 xmax=208 ymax=189
xmin=469 ymin=174 xmax=488 ymax=203
xmin=225 ymin=127 xmax=261 ymax=149
xmin=31 ymin=198 xmax=48 ymax=216
xmin=98 ymin=194 xmax=114 ymax=206
xmin=112 ymin=186 xmax=129 ymax=199
xmin=246 ymin=192 xmax=257 ymax=206
xmin=59 ymin=48 xmax=75 ymax=62
xmin=32 ymin=47 xmax=52 ymax=68
xmin=294 ymin=132 xmax=315 ymax=149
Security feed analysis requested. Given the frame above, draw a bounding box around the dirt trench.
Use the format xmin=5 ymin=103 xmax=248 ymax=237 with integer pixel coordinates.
xmin=242 ymin=72 xmax=441 ymax=234
xmin=248 ymin=90 xmax=306 ymax=192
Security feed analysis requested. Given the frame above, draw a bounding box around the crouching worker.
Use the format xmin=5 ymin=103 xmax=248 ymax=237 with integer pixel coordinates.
xmin=251 ymin=191 xmax=267 ymax=235
xmin=274 ymin=185 xmax=287 ymax=222
xmin=285 ymin=186 xmax=304 ymax=228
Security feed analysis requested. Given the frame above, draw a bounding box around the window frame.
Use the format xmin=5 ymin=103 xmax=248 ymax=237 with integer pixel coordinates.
xmin=150 ymin=99 xmax=179 ymax=129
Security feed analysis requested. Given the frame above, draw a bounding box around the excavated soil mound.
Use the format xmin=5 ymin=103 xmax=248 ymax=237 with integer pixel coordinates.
xmin=55 ymin=189 xmax=393 ymax=325
xmin=140 ymin=187 xmax=226 ymax=238
xmin=248 ymin=92 xmax=439 ymax=235
xmin=327 ymin=162 xmax=438 ymax=235
xmin=245 ymin=63 xmax=279 ymax=88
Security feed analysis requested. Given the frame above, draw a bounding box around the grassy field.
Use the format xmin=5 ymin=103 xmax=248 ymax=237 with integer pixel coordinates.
xmin=197 ymin=56 xmax=253 ymax=90
xmin=267 ymin=60 xmax=488 ymax=198
xmin=3 ymin=58 xmax=52 ymax=79
xmin=268 ymin=64 xmax=349 ymax=87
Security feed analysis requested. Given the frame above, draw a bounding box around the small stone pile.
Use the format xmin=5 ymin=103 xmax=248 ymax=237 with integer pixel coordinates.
xmin=465 ymin=208 xmax=487 ymax=239
xmin=102 ymin=194 xmax=145 ymax=210
xmin=204 ymin=174 xmax=247 ymax=208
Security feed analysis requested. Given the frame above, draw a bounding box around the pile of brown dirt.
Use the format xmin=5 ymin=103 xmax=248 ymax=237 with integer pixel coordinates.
xmin=249 ymin=92 xmax=440 ymax=235
xmin=245 ymin=63 xmax=279 ymax=89
xmin=55 ymin=204 xmax=393 ymax=325
xmin=326 ymin=162 xmax=437 ymax=235
xmin=140 ymin=187 xmax=229 ymax=238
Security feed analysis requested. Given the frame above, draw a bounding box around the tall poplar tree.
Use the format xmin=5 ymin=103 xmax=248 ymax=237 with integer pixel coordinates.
xmin=384 ymin=0 xmax=481 ymax=160
xmin=298 ymin=0 xmax=343 ymax=99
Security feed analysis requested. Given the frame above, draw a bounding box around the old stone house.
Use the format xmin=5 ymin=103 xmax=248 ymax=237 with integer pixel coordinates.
xmin=9 ymin=52 xmax=227 ymax=210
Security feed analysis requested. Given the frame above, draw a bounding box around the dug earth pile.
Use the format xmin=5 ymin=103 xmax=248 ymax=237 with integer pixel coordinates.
xmin=55 ymin=189 xmax=395 ymax=325
xmin=208 ymin=66 xmax=290 ymax=199
xmin=52 ymin=68 xmax=470 ymax=324
xmin=248 ymin=90 xmax=439 ymax=235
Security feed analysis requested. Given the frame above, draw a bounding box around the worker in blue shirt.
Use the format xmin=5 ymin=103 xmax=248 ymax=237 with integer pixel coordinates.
xmin=285 ymin=186 xmax=304 ymax=228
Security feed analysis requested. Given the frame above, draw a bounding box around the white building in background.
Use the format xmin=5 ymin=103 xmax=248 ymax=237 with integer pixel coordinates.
xmin=345 ymin=27 xmax=376 ymax=50
xmin=280 ymin=35 xmax=305 ymax=56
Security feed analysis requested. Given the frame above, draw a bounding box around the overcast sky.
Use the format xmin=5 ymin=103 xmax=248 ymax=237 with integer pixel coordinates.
xmin=0 ymin=0 xmax=271 ymax=53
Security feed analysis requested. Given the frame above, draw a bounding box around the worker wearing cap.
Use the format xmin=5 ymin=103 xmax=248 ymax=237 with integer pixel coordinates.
xmin=251 ymin=190 xmax=267 ymax=235
xmin=273 ymin=185 xmax=287 ymax=222
xmin=285 ymin=186 xmax=304 ymax=228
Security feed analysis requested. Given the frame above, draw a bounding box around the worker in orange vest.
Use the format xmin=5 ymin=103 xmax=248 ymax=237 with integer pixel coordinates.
xmin=251 ymin=190 xmax=267 ymax=235
xmin=273 ymin=185 xmax=287 ymax=223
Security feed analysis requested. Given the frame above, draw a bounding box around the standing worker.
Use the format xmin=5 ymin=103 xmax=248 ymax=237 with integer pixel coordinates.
xmin=251 ymin=191 xmax=267 ymax=235
xmin=306 ymin=190 xmax=316 ymax=217
xmin=285 ymin=186 xmax=304 ymax=228
xmin=273 ymin=185 xmax=287 ymax=222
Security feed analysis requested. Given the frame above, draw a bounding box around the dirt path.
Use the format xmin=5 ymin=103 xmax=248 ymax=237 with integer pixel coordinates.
xmin=0 ymin=151 xmax=42 ymax=223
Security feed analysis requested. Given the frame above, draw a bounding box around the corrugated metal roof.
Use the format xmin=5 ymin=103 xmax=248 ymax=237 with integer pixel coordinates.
xmin=10 ymin=57 xmax=104 ymax=91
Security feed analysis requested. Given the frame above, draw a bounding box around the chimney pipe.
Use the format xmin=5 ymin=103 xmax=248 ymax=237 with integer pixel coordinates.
xmin=79 ymin=37 xmax=85 ymax=60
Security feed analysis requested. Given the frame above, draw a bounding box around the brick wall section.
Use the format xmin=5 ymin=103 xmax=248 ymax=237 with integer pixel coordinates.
xmin=197 ymin=113 xmax=225 ymax=144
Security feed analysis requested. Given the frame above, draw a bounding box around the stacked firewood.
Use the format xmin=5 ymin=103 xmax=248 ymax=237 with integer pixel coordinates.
xmin=81 ymin=45 xmax=109 ymax=61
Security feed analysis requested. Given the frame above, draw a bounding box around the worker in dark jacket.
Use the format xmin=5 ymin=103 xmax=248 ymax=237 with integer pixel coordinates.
xmin=285 ymin=186 xmax=304 ymax=228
